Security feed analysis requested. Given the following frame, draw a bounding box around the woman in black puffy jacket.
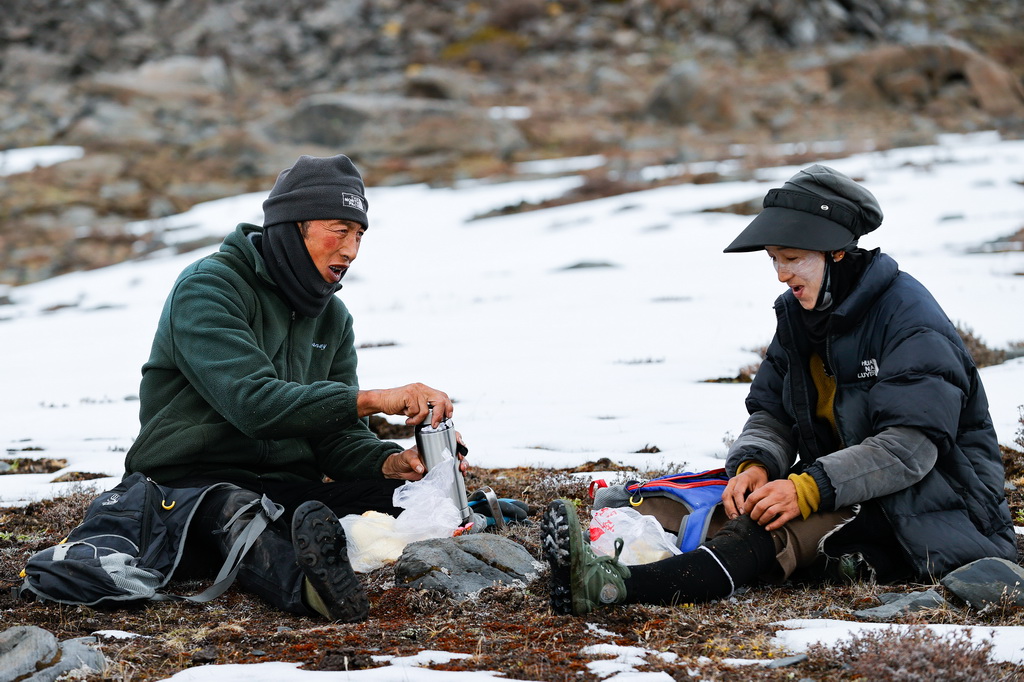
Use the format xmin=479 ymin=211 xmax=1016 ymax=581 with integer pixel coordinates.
xmin=541 ymin=165 xmax=1016 ymax=616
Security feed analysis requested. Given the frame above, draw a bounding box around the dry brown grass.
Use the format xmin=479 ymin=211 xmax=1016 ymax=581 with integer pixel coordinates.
xmin=2 ymin=452 xmax=1024 ymax=680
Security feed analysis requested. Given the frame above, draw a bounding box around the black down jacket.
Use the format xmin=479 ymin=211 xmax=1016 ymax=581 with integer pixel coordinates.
xmin=733 ymin=252 xmax=1015 ymax=579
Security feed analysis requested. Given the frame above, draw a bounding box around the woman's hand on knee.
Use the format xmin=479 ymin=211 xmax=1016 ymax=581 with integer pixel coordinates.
xmin=746 ymin=480 xmax=800 ymax=531
xmin=722 ymin=465 xmax=768 ymax=519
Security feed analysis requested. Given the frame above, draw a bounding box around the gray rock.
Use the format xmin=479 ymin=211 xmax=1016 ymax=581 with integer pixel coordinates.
xmin=646 ymin=60 xmax=752 ymax=131
xmin=29 ymin=637 xmax=106 ymax=682
xmin=0 ymin=627 xmax=105 ymax=682
xmin=88 ymin=56 xmax=232 ymax=100
xmin=65 ymin=100 xmax=163 ymax=145
xmin=940 ymin=557 xmax=1024 ymax=611
xmin=404 ymin=66 xmax=502 ymax=101
xmin=827 ymin=42 xmax=1024 ymax=118
xmin=0 ymin=626 xmax=59 ymax=682
xmin=395 ymin=534 xmax=541 ymax=598
xmin=2 ymin=47 xmax=74 ymax=84
xmin=853 ymin=589 xmax=948 ymax=621
xmin=767 ymin=653 xmax=809 ymax=668
xmin=263 ymin=93 xmax=526 ymax=160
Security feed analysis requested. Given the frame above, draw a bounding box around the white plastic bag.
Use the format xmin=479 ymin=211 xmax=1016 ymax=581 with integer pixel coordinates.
xmin=340 ymin=456 xmax=463 ymax=572
xmin=589 ymin=506 xmax=682 ymax=565
xmin=392 ymin=451 xmax=463 ymax=539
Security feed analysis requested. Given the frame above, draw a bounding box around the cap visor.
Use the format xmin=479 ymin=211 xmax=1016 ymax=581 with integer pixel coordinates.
xmin=723 ymin=207 xmax=856 ymax=252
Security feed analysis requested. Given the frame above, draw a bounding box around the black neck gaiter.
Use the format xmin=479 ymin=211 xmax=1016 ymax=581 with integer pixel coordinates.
xmin=259 ymin=223 xmax=340 ymax=318
xmin=800 ymin=248 xmax=874 ymax=346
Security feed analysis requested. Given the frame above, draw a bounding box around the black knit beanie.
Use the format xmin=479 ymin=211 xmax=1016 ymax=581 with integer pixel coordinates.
xmin=262 ymin=154 xmax=369 ymax=228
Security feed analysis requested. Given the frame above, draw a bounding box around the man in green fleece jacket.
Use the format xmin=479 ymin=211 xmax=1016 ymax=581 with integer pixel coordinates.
xmin=124 ymin=154 xmax=464 ymax=622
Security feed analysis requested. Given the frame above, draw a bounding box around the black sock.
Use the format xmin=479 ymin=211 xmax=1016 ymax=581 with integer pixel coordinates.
xmin=624 ymin=515 xmax=776 ymax=606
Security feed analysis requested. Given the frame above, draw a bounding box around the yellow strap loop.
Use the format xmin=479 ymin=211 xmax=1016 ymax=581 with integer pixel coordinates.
xmin=629 ymin=493 xmax=644 ymax=507
xmin=161 ymin=500 xmax=176 ymax=510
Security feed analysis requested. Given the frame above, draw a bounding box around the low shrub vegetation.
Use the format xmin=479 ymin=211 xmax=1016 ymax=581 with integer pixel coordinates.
xmin=2 ymin=444 xmax=1024 ymax=679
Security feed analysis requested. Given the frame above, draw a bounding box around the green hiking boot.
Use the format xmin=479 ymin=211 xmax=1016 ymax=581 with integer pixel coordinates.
xmin=541 ymin=498 xmax=631 ymax=615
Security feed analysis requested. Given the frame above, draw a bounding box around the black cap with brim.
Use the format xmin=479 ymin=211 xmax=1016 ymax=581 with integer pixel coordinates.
xmin=724 ymin=206 xmax=857 ymax=252
xmin=724 ymin=165 xmax=883 ymax=253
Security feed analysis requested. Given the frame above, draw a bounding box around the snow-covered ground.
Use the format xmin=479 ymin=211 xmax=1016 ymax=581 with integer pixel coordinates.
xmin=3 ymin=132 xmax=1024 ymax=678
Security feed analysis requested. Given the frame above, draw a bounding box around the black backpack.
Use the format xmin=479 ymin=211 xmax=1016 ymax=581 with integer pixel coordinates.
xmin=19 ymin=472 xmax=282 ymax=606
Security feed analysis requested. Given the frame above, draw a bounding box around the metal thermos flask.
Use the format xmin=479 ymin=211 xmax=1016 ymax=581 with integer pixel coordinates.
xmin=414 ymin=410 xmax=471 ymax=525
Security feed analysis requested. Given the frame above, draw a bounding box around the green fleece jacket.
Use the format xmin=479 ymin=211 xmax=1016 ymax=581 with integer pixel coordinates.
xmin=124 ymin=223 xmax=402 ymax=484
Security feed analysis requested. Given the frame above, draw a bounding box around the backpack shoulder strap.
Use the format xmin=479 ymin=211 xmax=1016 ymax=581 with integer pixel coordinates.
xmin=153 ymin=492 xmax=283 ymax=603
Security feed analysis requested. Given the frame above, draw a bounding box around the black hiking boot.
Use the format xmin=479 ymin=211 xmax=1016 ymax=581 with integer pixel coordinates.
xmin=291 ymin=500 xmax=369 ymax=623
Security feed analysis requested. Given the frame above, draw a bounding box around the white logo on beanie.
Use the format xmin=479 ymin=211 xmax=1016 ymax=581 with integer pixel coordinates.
xmin=342 ymin=193 xmax=366 ymax=213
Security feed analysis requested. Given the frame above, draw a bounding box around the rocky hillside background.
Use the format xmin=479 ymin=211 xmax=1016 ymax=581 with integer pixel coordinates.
xmin=2 ymin=0 xmax=1023 ymax=286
